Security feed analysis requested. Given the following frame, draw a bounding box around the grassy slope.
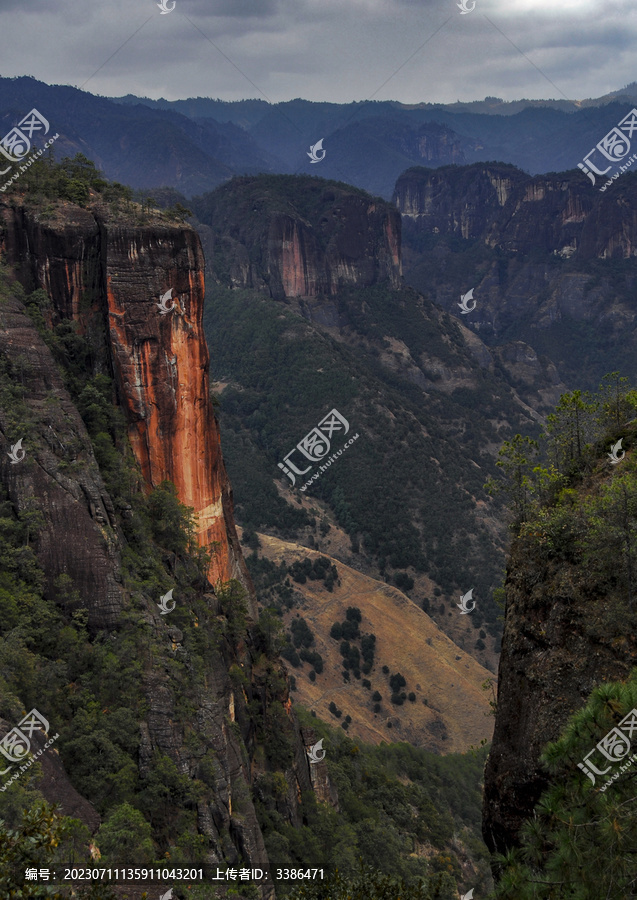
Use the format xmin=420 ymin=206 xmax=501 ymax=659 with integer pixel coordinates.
xmin=253 ymin=531 xmax=494 ymax=752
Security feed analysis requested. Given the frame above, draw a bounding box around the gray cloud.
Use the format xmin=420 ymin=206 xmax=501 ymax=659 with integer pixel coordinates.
xmin=0 ymin=0 xmax=635 ymax=104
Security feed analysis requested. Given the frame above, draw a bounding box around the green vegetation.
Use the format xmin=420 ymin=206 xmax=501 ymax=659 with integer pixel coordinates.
xmin=0 ymin=438 xmax=250 ymax=869
xmin=0 ymin=801 xmax=116 ymax=899
xmin=389 ymin=673 xmax=407 ymax=692
xmin=0 ymin=261 xmax=297 ymax=876
xmin=203 ymin=278 xmax=514 ymax=633
xmin=485 ymin=374 xmax=637 ymax=894
xmin=329 ymin=609 xmax=376 ymax=682
xmin=486 ymin=372 xmax=637 ymax=542
xmin=402 ymin=207 xmax=637 ymax=396
xmin=330 ymin=608 xmax=362 ymax=642
xmin=193 ymin=175 xmax=372 ymax=253
xmin=5 ymin=150 xmax=192 ymax=225
xmin=288 ymin=864 xmax=449 ymax=900
xmin=290 ymin=617 xmax=314 ymax=648
xmin=289 ymin=557 xmax=338 ymax=590
xmin=256 ymin=709 xmax=491 ymax=897
xmin=339 ymin=640 xmax=360 ymax=677
xmin=280 ymin=617 xmax=324 ymax=676
xmin=245 ymin=553 xmax=295 ymax=611
xmin=3 ymin=152 xmax=190 ymax=224
xmin=394 ymin=571 xmax=415 ymax=591
xmin=360 ymin=634 xmax=376 ymax=673
xmin=3 ymin=152 xmax=114 ymax=205
xmin=493 ymin=670 xmax=637 ymax=899
xmin=0 ymin=171 xmax=501 ymax=897
xmin=299 ymin=649 xmax=324 ymax=673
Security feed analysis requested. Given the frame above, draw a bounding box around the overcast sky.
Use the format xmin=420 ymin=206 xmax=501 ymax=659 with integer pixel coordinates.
xmin=0 ymin=0 xmax=634 ymax=106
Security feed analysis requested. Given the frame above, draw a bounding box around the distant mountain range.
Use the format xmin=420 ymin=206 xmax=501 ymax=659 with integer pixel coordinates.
xmin=4 ymin=75 xmax=637 ymax=198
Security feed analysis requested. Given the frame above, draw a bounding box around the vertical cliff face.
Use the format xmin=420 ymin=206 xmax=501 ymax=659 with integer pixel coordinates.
xmin=394 ymin=163 xmax=530 ymax=241
xmin=0 ymin=285 xmax=123 ymax=632
xmin=0 ymin=200 xmax=252 ymax=603
xmin=193 ymin=175 xmax=402 ymax=300
xmin=482 ymin=452 xmax=637 ymax=861
xmin=394 ymin=162 xmax=637 ymax=258
xmin=0 ymin=196 xmax=306 ymax=885
xmin=101 ymin=222 xmax=250 ymax=596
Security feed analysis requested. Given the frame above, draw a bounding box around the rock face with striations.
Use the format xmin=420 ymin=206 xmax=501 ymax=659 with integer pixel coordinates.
xmin=102 ymin=221 xmax=251 ymax=597
xmin=394 ymin=163 xmax=601 ymax=251
xmin=0 ymin=195 xmax=327 ymax=889
xmin=0 ymin=199 xmax=251 ymax=601
xmin=194 ymin=175 xmax=402 ymax=300
xmin=395 ymin=161 xmax=637 ymax=262
xmin=394 ymin=162 xmax=637 ymax=391
xmin=0 ymin=285 xmax=124 ymax=633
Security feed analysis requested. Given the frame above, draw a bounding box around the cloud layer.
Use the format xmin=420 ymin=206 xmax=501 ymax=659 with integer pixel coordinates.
xmin=0 ymin=0 xmax=635 ymax=104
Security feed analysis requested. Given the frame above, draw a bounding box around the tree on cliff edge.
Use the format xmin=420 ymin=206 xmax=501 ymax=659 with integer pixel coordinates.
xmin=492 ymin=672 xmax=637 ymax=899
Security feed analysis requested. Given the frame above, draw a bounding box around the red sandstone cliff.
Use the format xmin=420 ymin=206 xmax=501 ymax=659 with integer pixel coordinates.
xmin=0 ymin=199 xmax=253 ymax=604
xmin=102 ymin=224 xmax=250 ymax=595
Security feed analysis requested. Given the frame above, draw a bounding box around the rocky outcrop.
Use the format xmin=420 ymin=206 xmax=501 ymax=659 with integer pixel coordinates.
xmin=482 ymin=435 xmax=637 ymax=860
xmin=395 ymin=163 xmax=637 ymax=393
xmin=395 ymin=161 xmax=637 ymax=264
xmin=299 ymin=727 xmax=338 ymax=808
xmin=395 ymin=164 xmax=529 ymax=242
xmin=0 ymin=197 xmax=297 ymax=887
xmin=0 ymin=199 xmax=252 ymax=602
xmin=394 ymin=164 xmax=604 ymax=252
xmin=401 ymin=121 xmax=468 ymax=166
xmin=491 ymin=340 xmax=565 ymax=412
xmin=0 ymin=287 xmax=123 ymax=631
xmin=101 ymin=221 xmax=251 ymax=598
xmin=194 ymin=175 xmax=401 ymax=300
xmin=0 ymin=715 xmax=101 ymax=833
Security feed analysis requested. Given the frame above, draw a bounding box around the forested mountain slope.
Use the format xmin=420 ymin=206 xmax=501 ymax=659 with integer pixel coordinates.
xmin=192 ymin=174 xmax=563 ymax=656
xmin=0 ymin=155 xmax=493 ymax=900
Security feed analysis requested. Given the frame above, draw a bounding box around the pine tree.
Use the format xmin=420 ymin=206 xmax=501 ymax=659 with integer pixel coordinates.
xmin=485 ymin=434 xmax=540 ymax=529
xmin=493 ymin=673 xmax=637 ymax=898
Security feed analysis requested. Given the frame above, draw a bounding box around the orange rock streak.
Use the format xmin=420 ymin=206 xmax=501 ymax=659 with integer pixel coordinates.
xmin=104 ymin=228 xmax=247 ymax=592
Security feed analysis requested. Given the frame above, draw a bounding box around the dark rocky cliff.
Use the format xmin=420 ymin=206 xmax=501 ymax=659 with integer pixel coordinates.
xmin=0 ymin=273 xmax=123 ymax=632
xmin=194 ymin=175 xmax=401 ymax=300
xmin=482 ymin=422 xmax=637 ymax=860
xmin=0 ymin=195 xmax=323 ymax=890
xmin=395 ymin=162 xmax=637 ymax=393
xmin=394 ymin=163 xmax=612 ymax=253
